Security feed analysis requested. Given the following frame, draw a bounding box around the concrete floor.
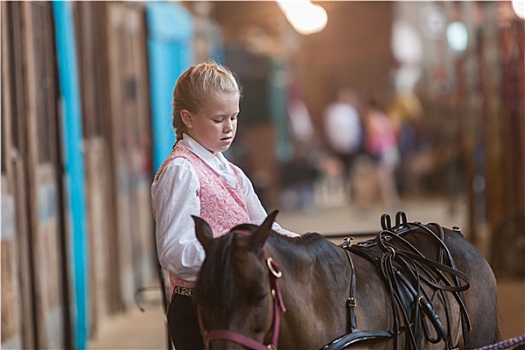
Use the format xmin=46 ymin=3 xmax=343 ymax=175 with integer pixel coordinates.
xmin=88 ymin=198 xmax=524 ymax=349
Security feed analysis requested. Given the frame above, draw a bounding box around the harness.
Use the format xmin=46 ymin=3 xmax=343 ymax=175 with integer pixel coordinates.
xmin=323 ymin=212 xmax=472 ymax=350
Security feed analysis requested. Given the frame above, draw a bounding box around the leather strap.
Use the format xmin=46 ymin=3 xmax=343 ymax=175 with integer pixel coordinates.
xmin=321 ymin=330 xmax=393 ymax=350
xmin=326 ymin=213 xmax=472 ymax=350
xmin=205 ymin=330 xmax=269 ymax=350
xmin=322 ymin=245 xmax=395 ymax=350
xmin=343 ymin=249 xmax=359 ymax=332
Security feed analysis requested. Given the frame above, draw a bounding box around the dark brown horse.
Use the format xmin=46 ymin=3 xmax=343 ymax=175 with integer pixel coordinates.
xmin=193 ymin=211 xmax=498 ymax=349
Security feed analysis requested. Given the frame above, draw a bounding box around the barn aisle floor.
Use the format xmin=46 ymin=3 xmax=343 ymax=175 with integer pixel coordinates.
xmin=88 ymin=198 xmax=524 ymax=349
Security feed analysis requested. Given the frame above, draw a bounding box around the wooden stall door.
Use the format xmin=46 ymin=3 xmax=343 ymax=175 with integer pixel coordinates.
xmin=1 ymin=3 xmax=32 ymax=348
xmin=25 ymin=2 xmax=71 ymax=348
xmin=1 ymin=2 xmax=71 ymax=349
xmin=73 ymin=1 xmax=116 ymax=336
xmin=106 ymin=2 xmax=156 ymax=309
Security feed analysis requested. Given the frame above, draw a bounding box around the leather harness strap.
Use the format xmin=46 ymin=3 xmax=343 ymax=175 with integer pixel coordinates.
xmin=322 ymin=213 xmax=472 ymax=350
xmin=323 ymin=235 xmax=390 ymax=350
xmin=345 ymin=248 xmax=358 ymax=333
xmin=322 ymin=248 xmax=392 ymax=350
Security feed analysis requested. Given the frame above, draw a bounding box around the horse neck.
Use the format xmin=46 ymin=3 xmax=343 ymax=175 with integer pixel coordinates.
xmin=265 ymin=233 xmax=351 ymax=348
xmin=266 ymin=233 xmax=349 ymax=287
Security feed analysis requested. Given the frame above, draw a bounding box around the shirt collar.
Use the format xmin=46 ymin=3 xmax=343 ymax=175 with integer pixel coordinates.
xmin=180 ymin=134 xmax=229 ymax=171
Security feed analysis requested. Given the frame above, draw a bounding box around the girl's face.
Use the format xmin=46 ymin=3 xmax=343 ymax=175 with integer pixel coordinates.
xmin=183 ymin=93 xmax=240 ymax=154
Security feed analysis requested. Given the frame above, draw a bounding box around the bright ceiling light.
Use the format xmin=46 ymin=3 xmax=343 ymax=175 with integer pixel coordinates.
xmin=446 ymin=21 xmax=468 ymax=52
xmin=512 ymin=0 xmax=525 ymax=19
xmin=277 ymin=0 xmax=327 ymax=35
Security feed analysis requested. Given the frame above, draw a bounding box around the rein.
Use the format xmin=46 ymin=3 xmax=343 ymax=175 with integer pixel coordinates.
xmin=198 ymin=231 xmax=286 ymax=350
xmin=324 ymin=212 xmax=472 ymax=350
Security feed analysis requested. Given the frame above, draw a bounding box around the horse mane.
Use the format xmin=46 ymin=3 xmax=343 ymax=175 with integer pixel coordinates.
xmin=268 ymin=230 xmax=334 ymax=258
xmin=229 ymin=223 xmax=330 ymax=250
xmin=195 ymin=232 xmax=239 ymax=316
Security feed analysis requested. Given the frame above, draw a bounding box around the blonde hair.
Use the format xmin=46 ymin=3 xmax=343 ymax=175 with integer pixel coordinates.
xmin=172 ymin=62 xmax=242 ymax=142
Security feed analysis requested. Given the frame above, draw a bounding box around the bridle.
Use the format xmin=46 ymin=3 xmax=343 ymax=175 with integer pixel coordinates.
xmin=198 ymin=234 xmax=286 ymax=350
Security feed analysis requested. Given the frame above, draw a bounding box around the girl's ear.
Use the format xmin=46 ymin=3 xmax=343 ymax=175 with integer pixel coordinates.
xmin=180 ymin=109 xmax=193 ymax=129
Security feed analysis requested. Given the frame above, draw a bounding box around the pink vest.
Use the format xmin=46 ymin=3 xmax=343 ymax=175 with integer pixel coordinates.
xmin=153 ymin=144 xmax=250 ymax=289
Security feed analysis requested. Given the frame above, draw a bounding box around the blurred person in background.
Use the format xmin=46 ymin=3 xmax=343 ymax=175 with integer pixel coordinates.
xmin=323 ymin=88 xmax=363 ymax=203
xmin=360 ymin=98 xmax=401 ymax=211
xmin=387 ymin=90 xmax=426 ymax=197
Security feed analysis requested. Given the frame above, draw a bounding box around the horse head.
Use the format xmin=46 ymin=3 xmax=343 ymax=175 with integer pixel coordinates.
xmin=193 ymin=211 xmax=284 ymax=350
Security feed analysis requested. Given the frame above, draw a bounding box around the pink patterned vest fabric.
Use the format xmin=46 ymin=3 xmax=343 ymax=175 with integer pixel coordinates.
xmin=153 ymin=143 xmax=250 ymax=289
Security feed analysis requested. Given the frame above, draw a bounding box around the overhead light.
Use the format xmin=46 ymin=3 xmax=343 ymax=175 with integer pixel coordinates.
xmin=277 ymin=0 xmax=327 ymax=35
xmin=512 ymin=0 xmax=525 ymax=19
xmin=446 ymin=21 xmax=468 ymax=52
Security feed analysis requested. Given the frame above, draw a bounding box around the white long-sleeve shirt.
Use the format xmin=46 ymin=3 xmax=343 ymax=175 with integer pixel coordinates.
xmin=151 ymin=134 xmax=297 ymax=282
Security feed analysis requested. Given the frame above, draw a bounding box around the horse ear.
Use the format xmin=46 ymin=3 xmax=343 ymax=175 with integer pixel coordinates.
xmin=250 ymin=210 xmax=279 ymax=251
xmin=192 ymin=215 xmax=213 ymax=252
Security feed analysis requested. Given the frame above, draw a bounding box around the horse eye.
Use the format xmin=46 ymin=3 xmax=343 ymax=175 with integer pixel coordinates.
xmin=252 ymin=292 xmax=267 ymax=305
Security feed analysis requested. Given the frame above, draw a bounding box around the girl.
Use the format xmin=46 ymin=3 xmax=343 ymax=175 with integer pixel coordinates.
xmin=151 ymin=62 xmax=297 ymax=349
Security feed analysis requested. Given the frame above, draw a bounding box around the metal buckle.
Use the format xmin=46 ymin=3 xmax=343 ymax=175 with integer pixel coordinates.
xmin=348 ymin=297 xmax=357 ymax=307
xmin=267 ymin=257 xmax=282 ymax=278
xmin=175 ymin=286 xmax=193 ymax=297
